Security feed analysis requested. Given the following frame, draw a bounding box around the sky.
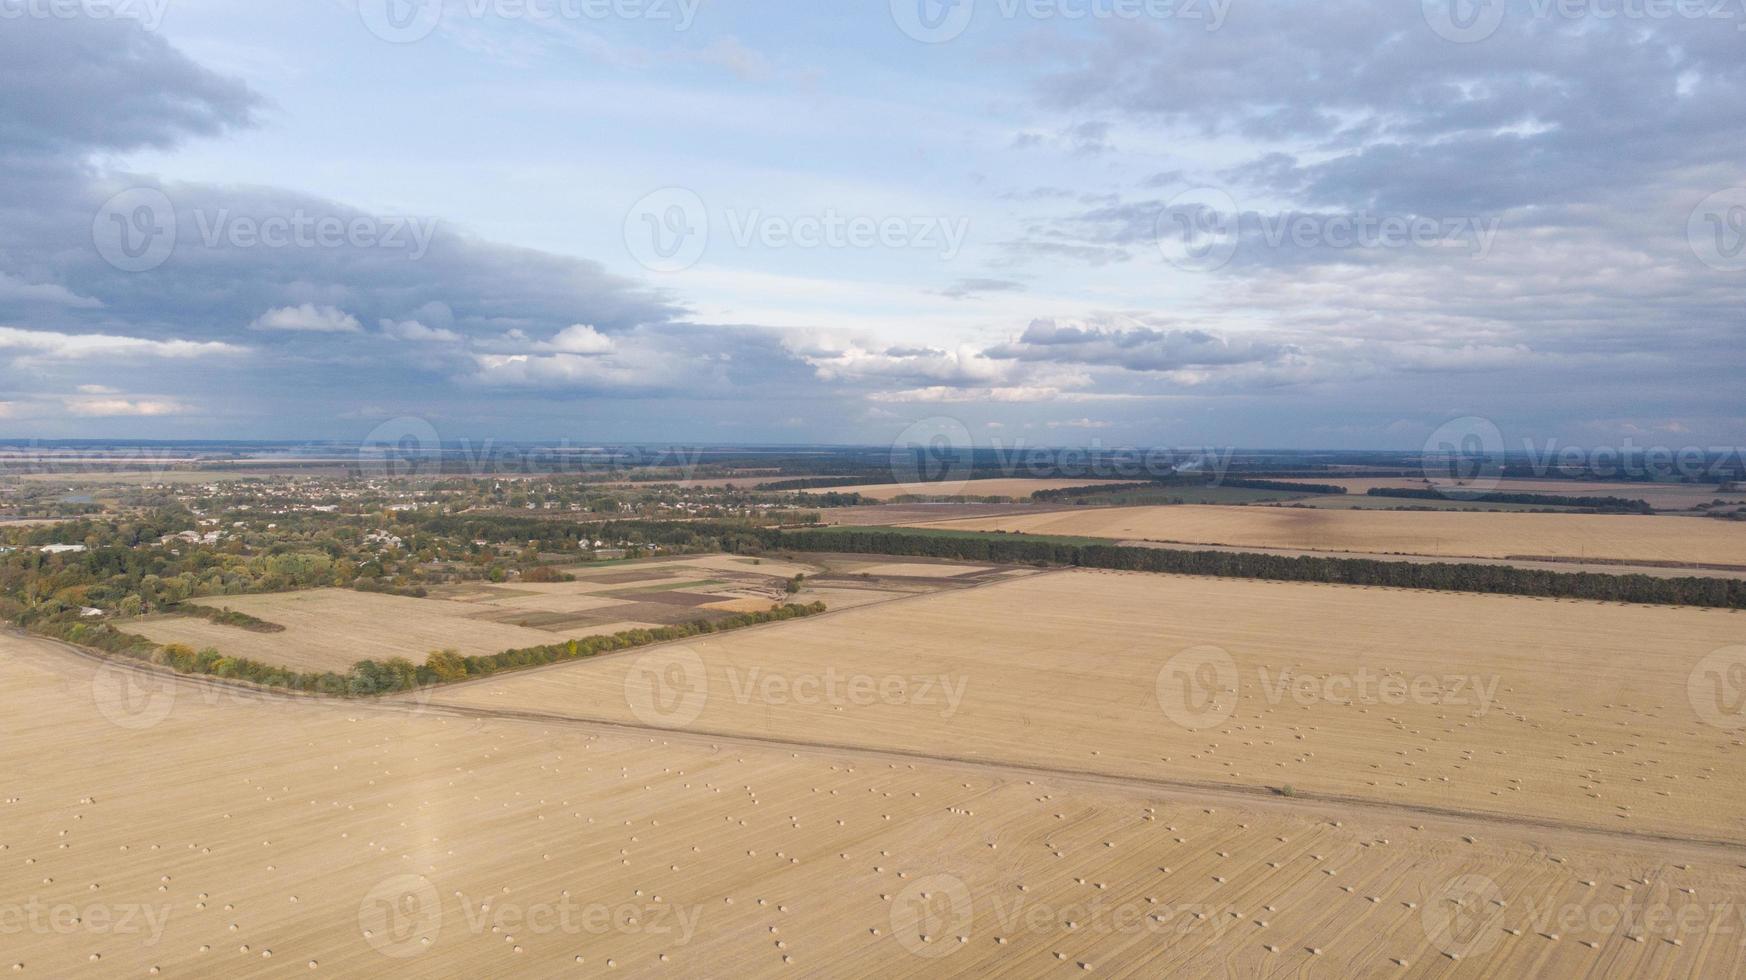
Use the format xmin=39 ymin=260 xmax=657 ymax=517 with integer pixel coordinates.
xmin=0 ymin=0 xmax=1741 ymax=450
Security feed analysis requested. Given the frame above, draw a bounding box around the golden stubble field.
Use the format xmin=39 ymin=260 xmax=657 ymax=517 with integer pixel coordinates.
xmin=5 ymin=632 xmax=1746 ymax=978
xmin=904 ymin=504 xmax=1746 ymax=566
xmin=122 ymin=557 xmax=834 ymax=674
xmin=1286 ymin=477 xmax=1746 ymax=511
xmin=429 ymin=570 xmax=1746 ymax=844
xmin=803 ymin=479 xmax=1130 ymax=502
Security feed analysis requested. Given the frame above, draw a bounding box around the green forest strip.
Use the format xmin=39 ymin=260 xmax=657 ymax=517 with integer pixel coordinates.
xmin=1365 ymin=487 xmax=1653 ymax=513
xmin=39 ymin=601 xmax=827 ymax=699
xmin=767 ymin=527 xmax=1746 ymax=609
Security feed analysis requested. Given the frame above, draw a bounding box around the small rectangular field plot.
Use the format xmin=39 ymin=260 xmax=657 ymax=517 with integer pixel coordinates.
xmin=624 ymin=590 xmax=729 ymax=607
xmin=853 ymin=562 xmax=995 ymax=579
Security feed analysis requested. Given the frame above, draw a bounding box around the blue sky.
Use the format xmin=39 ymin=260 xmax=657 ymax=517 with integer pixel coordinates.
xmin=0 ymin=0 xmax=1742 ymax=450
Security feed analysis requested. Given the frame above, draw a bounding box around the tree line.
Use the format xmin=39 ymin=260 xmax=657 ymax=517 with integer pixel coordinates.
xmin=754 ymin=527 xmax=1746 ymax=609
xmin=45 ymin=600 xmax=827 ymax=697
xmin=1366 ymin=488 xmax=1653 ymax=513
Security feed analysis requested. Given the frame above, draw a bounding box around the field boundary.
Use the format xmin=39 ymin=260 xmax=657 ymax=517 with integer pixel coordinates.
xmin=410 ymin=690 xmax=1746 ymax=857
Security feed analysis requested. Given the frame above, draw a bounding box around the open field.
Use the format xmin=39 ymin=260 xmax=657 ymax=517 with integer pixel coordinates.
xmin=802 ymin=478 xmax=1133 ymax=501
xmin=1114 ymin=538 xmax=1746 ymax=580
xmin=126 ymin=589 xmax=616 ymax=673
xmin=8 ymin=632 xmax=1746 ymax=977
xmin=122 ymin=555 xmax=996 ymax=674
xmin=903 ymin=504 xmax=1746 ymax=566
xmin=429 ymin=570 xmax=1746 ymax=844
xmin=822 ymin=502 xmax=1056 ymax=526
xmin=1278 ymin=477 xmax=1746 ymax=511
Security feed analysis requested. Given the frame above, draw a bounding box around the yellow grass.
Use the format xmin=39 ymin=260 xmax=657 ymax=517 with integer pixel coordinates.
xmin=806 ymin=478 xmax=1131 ymax=501
xmin=431 ymin=570 xmax=1746 ymax=843
xmin=852 ymin=563 xmax=994 ymax=578
xmin=907 ymin=504 xmax=1746 ymax=565
xmin=6 ymin=624 xmax=1745 ymax=976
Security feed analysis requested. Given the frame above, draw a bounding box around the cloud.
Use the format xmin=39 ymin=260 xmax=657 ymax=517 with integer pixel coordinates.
xmin=0 ymin=272 xmax=102 ymax=309
xmin=542 ymin=324 xmax=614 ymax=354
xmin=989 ymin=318 xmax=1291 ymax=372
xmin=249 ymin=304 xmax=362 ymax=333
xmin=0 ymin=15 xmax=259 ymax=153
xmin=867 ymin=385 xmax=1070 ymax=404
xmin=64 ymin=397 xmax=189 ymax=417
xmin=381 ymin=318 xmax=463 ymax=343
xmin=934 ymin=278 xmax=1026 ymax=300
xmin=0 ymin=326 xmax=243 ymax=361
xmin=469 ymin=352 xmax=645 ymax=390
xmin=697 ymin=36 xmax=774 ymax=82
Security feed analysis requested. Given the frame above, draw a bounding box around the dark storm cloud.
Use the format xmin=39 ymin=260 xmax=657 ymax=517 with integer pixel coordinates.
xmin=0 ymin=14 xmax=818 ymax=435
xmin=0 ymin=15 xmax=259 ymax=154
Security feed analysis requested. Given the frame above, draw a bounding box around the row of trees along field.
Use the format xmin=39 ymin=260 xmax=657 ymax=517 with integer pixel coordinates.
xmin=1366 ymin=488 xmax=1653 ymax=513
xmin=752 ymin=527 xmax=1746 ymax=609
xmin=42 ymin=600 xmax=826 ymax=697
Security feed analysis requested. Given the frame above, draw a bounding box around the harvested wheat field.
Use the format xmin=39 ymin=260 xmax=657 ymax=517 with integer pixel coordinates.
xmin=125 ymin=590 xmax=595 ymax=674
xmin=906 ymin=504 xmax=1746 ymax=566
xmin=803 ymin=478 xmax=1130 ymax=501
xmin=1280 ymin=477 xmax=1746 ymax=511
xmin=429 ymin=570 xmax=1746 ymax=843
xmin=850 ymin=563 xmax=995 ymax=579
xmin=121 ymin=555 xmax=980 ymax=676
xmin=6 ymin=632 xmax=1746 ymax=978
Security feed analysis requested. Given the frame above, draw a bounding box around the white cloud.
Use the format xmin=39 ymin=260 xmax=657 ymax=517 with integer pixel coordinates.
xmin=248 ymin=304 xmax=362 ymax=333
xmin=0 ymin=272 xmax=103 ymax=309
xmin=868 ymin=385 xmax=1066 ymax=404
xmin=469 ymin=353 xmax=642 ymax=389
xmin=77 ymin=384 xmax=119 ymax=394
xmin=64 ymin=397 xmax=189 ymax=417
xmin=381 ymin=318 xmax=462 ymax=343
xmin=0 ymin=326 xmax=243 ymax=361
xmin=543 ymin=324 xmax=614 ymax=354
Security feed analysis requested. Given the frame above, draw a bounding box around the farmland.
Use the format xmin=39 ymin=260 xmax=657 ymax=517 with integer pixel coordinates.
xmin=1278 ymin=477 xmax=1746 ymax=512
xmin=428 ymin=569 xmax=1746 ymax=843
xmin=799 ymin=478 xmax=1133 ymax=501
xmin=8 ymin=580 xmax=1746 ymax=977
xmin=7 ymin=450 xmax=1746 ymax=977
xmin=903 ymin=504 xmax=1746 ymax=567
xmin=122 ymin=555 xmax=830 ymax=674
xmin=119 ymin=554 xmax=1012 ymax=675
